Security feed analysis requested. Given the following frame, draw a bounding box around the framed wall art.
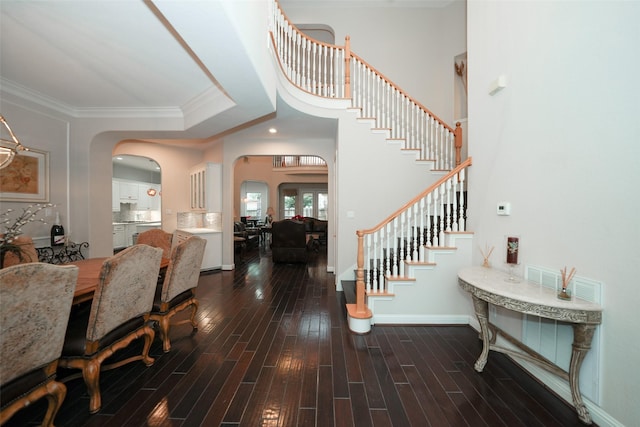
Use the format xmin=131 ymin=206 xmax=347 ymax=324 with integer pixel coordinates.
xmin=0 ymin=149 xmax=49 ymax=202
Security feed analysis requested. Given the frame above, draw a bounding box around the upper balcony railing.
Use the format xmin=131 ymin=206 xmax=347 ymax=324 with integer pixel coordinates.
xmin=268 ymin=0 xmax=463 ymax=170
xmin=272 ymin=155 xmax=327 ymax=169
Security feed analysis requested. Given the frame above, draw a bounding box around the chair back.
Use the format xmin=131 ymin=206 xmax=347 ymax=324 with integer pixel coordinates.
xmin=160 ymin=236 xmax=206 ymax=303
xmin=1 ymin=235 xmax=39 ymax=268
xmin=86 ymin=244 xmax=162 ymax=342
xmin=0 ymin=263 xmax=78 ymax=384
xmin=136 ymin=229 xmax=172 ymax=259
xmin=271 ymin=219 xmax=307 ymax=248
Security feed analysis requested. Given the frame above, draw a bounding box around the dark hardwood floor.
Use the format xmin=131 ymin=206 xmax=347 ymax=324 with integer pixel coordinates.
xmin=8 ymin=245 xmax=590 ymax=426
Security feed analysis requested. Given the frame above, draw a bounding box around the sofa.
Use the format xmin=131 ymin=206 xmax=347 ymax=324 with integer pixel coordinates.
xmin=270 ymin=219 xmax=308 ymax=263
xmin=234 ymin=221 xmax=260 ymax=249
xmin=302 ymin=217 xmax=328 ymax=245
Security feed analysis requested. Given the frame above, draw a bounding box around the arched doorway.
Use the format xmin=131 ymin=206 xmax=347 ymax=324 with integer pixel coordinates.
xmin=112 ymin=155 xmax=162 ymax=251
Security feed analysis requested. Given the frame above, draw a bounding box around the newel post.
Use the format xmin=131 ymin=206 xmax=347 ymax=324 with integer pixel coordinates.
xmin=346 ymin=230 xmax=372 ymax=334
xmin=344 ymin=36 xmax=351 ymax=99
xmin=355 ymin=231 xmax=366 ymax=314
xmin=454 ymin=122 xmax=463 ymax=166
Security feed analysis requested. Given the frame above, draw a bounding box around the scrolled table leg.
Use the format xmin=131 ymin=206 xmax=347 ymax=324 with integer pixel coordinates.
xmin=570 ymin=323 xmax=596 ymax=425
xmin=472 ymin=295 xmax=491 ymax=372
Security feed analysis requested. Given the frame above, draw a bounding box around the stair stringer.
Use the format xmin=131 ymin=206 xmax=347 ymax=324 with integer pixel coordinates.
xmin=368 ymin=233 xmax=475 ymax=325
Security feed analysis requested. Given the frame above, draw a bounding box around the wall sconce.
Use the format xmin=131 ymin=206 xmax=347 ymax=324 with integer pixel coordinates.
xmin=0 ymin=115 xmax=29 ymax=169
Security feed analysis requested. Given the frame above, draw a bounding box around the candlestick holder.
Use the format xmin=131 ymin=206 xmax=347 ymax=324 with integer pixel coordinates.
xmin=505 ymin=263 xmax=520 ymax=283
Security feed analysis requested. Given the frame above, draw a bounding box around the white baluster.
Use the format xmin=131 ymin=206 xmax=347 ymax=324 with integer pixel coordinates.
xmin=419 ymin=197 xmax=425 ymax=262
xmin=416 ymin=203 xmax=420 ymax=261
xmin=392 ymin=217 xmax=398 ymax=277
xmin=406 ymin=207 xmax=412 ymax=262
xmin=329 ymin=46 xmax=334 ymax=97
xmin=385 ymin=223 xmax=391 ymax=277
xmin=431 ymin=190 xmax=439 ymax=247
xmin=445 ymin=178 xmax=452 ymax=232
xmin=378 ymin=228 xmax=384 ymax=292
xmin=439 ymin=184 xmax=445 ymax=246
xmin=425 ymin=193 xmax=432 ymax=248
xmin=365 ymin=234 xmax=371 ymax=293
xmin=427 ymin=115 xmax=434 ymax=161
xmin=451 ymin=174 xmax=459 ymax=232
xmin=459 ymin=168 xmax=466 ymax=231
xmin=399 ymin=212 xmax=405 ymax=277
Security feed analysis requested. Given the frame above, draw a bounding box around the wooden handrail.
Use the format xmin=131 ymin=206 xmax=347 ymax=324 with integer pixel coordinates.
xmin=270 ymin=0 xmax=462 ymax=168
xmin=357 ymin=157 xmax=472 ymax=237
xmin=349 ymin=51 xmax=456 ymax=135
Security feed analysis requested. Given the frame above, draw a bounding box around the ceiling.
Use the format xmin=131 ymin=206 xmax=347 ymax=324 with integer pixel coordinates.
xmin=0 ymin=0 xmax=452 ymax=155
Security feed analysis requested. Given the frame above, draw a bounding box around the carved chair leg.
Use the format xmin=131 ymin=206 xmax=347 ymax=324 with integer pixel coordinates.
xmin=189 ymin=299 xmax=199 ymax=331
xmin=82 ymin=359 xmax=102 ymax=414
xmin=155 ymin=315 xmax=172 ymax=353
xmin=141 ymin=326 xmax=156 ymax=364
xmin=42 ymin=380 xmax=67 ymax=427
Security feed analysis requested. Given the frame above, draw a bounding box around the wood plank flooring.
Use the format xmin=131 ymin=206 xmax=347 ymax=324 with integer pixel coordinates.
xmin=6 ymin=246 xmax=592 ymax=426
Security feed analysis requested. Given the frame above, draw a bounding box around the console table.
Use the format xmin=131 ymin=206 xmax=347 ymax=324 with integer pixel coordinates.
xmin=457 ymin=266 xmax=602 ymax=424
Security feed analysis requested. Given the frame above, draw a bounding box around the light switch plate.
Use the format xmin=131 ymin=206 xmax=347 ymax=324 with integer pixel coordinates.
xmin=497 ymin=202 xmax=511 ymax=215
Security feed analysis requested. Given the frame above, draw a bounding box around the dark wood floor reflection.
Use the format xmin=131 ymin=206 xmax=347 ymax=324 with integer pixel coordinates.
xmin=9 ymin=246 xmax=590 ymax=426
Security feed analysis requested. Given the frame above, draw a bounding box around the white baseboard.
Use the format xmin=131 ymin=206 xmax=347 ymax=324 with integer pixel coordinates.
xmin=372 ymin=314 xmax=470 ymax=325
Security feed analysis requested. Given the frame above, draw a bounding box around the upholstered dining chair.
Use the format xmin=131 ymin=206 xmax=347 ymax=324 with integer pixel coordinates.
xmin=58 ymin=244 xmax=163 ymax=414
xmin=0 ymin=263 xmax=78 ymax=427
xmin=149 ymin=235 xmax=206 ymax=353
xmin=136 ymin=229 xmax=172 ymax=259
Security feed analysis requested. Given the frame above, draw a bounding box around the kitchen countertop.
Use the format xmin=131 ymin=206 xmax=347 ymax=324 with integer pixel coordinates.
xmin=113 ymin=221 xmax=161 ymax=225
xmin=177 ymin=227 xmax=221 ymax=234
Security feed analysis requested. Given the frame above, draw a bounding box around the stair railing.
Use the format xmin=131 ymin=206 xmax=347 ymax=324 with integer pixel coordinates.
xmin=269 ymin=0 xmax=463 ymax=170
xmin=355 ymin=158 xmax=471 ymax=305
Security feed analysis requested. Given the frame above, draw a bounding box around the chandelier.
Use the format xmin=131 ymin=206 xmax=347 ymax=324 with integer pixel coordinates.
xmin=0 ymin=115 xmax=29 ymax=169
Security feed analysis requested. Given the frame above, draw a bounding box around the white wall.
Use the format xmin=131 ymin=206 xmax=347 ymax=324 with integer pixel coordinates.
xmin=280 ymin=0 xmax=467 ymax=124
xmin=467 ymin=2 xmax=640 ymax=425
xmin=0 ymin=97 xmax=71 ymax=244
xmin=219 ymin=126 xmax=336 ymax=272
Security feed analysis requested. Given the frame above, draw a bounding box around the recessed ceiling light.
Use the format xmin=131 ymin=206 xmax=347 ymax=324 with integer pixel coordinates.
xmin=116 ymin=157 xmax=123 ymax=160
xmin=268 ymin=128 xmax=277 ymax=134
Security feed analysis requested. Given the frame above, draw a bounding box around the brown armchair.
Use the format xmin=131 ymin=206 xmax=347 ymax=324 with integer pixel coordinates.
xmin=271 ymin=219 xmax=308 ymax=263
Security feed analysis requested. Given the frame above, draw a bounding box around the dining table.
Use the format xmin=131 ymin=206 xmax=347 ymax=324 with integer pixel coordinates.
xmin=69 ymin=256 xmax=170 ymax=304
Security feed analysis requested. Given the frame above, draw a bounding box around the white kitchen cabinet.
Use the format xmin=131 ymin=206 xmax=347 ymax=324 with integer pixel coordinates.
xmin=125 ymin=224 xmax=138 ymax=246
xmin=112 ymin=181 xmax=120 ymax=212
xmin=137 ymin=184 xmax=151 ymax=209
xmin=137 ymin=183 xmax=161 ymax=210
xmin=189 ymin=163 xmax=221 ymax=212
xmin=175 ymin=228 xmax=222 ymax=271
xmin=150 ymin=189 xmax=161 ymax=210
xmin=119 ymin=182 xmax=138 ymax=202
xmin=113 ymin=225 xmax=125 ymax=248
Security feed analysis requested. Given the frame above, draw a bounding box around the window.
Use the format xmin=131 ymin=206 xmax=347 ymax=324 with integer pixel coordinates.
xmin=279 ymin=184 xmax=327 ymax=219
xmin=245 ymin=192 xmax=261 ymax=219
xmin=240 ymin=181 xmax=268 ymax=223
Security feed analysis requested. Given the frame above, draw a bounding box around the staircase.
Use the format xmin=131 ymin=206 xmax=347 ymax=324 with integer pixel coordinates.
xmin=269 ymin=0 xmax=473 ymax=333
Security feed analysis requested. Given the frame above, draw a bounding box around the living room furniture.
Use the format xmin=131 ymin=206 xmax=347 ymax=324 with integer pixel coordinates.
xmin=270 ymin=219 xmax=308 ymax=263
xmin=458 ymin=266 xmax=603 ymax=425
xmin=302 ymin=217 xmax=328 ymax=245
xmin=234 ymin=221 xmax=259 ymax=249
xmin=0 ymin=263 xmax=78 ymax=426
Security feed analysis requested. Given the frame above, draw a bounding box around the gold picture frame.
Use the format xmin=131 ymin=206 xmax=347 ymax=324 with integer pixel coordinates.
xmin=0 ymin=149 xmax=49 ymax=202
